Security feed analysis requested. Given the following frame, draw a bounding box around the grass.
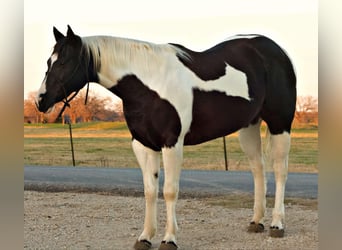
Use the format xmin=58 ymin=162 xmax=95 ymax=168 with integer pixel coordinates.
xmin=204 ymin=194 xmax=317 ymax=210
xmin=24 ymin=122 xmax=318 ymax=173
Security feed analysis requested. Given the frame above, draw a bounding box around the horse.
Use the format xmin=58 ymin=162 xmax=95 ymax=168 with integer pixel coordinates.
xmin=36 ymin=25 xmax=296 ymax=250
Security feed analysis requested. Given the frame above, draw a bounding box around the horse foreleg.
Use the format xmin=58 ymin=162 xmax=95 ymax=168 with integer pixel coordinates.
xmin=270 ymin=132 xmax=290 ymax=237
xmin=160 ymin=142 xmax=183 ymax=250
xmin=132 ymin=140 xmax=160 ymax=250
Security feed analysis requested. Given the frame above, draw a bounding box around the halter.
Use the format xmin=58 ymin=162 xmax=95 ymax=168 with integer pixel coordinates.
xmin=52 ymin=56 xmax=91 ymax=167
xmin=54 ymin=54 xmax=90 ymax=122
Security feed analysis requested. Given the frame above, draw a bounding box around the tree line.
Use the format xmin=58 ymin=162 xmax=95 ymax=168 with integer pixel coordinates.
xmin=294 ymin=95 xmax=318 ymax=126
xmin=24 ymin=89 xmax=124 ymax=124
xmin=24 ymin=90 xmax=318 ymax=126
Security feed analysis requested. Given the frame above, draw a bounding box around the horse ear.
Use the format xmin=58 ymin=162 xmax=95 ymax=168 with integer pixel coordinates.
xmin=67 ymin=25 xmax=75 ymax=38
xmin=53 ymin=26 xmax=65 ymax=41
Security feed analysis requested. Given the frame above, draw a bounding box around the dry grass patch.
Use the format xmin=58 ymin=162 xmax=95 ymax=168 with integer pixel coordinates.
xmin=204 ymin=193 xmax=317 ymax=210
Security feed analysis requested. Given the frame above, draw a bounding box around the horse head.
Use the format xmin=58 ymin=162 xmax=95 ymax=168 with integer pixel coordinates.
xmin=36 ymin=25 xmax=90 ymax=113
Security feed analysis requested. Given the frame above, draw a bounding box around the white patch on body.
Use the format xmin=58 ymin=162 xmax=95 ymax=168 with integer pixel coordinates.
xmin=225 ymin=34 xmax=260 ymax=41
xmin=195 ymin=64 xmax=250 ymax=101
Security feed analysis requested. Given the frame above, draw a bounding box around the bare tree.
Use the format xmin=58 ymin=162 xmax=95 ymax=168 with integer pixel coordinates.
xmin=24 ymin=89 xmax=132 ymax=123
xmin=62 ymin=89 xmax=116 ymax=123
xmin=296 ymin=96 xmax=318 ymax=113
xmin=295 ymin=96 xmax=318 ymax=125
xmin=24 ymin=92 xmax=43 ymax=123
xmin=113 ymin=100 xmax=125 ymax=121
xmin=24 ymin=91 xmax=70 ymax=123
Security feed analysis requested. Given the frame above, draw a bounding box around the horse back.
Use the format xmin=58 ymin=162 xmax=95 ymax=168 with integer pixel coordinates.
xmin=172 ymin=36 xmax=296 ymax=144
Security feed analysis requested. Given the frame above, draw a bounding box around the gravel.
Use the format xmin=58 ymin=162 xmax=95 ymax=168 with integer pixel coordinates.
xmin=24 ymin=191 xmax=318 ymax=250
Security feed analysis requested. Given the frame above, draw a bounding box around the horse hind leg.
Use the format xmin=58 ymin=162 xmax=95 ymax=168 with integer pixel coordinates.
xmin=239 ymin=120 xmax=267 ymax=233
xmin=269 ymin=131 xmax=291 ymax=237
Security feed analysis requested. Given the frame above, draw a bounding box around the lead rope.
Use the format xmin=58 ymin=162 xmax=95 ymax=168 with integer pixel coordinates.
xmin=56 ymin=82 xmax=89 ymax=167
xmin=54 ymin=59 xmax=90 ymax=166
xmin=53 ymin=51 xmax=91 ymax=166
xmin=84 ymin=80 xmax=90 ymax=105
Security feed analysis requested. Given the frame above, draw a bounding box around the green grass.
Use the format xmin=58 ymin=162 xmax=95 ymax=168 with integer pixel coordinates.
xmin=24 ymin=122 xmax=318 ymax=173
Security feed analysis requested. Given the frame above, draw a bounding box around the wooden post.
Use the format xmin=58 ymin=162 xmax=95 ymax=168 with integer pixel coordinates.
xmin=223 ymin=136 xmax=228 ymax=171
xmin=67 ymin=121 xmax=76 ymax=167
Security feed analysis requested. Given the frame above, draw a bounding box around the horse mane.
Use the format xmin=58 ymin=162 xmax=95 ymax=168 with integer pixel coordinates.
xmin=81 ymin=36 xmax=191 ymax=74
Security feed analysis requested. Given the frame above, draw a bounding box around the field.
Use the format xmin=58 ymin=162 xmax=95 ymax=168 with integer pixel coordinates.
xmin=25 ymin=122 xmax=318 ymax=249
xmin=24 ymin=122 xmax=318 ymax=173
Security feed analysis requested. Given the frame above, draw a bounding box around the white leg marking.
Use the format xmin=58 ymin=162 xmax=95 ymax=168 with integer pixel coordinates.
xmin=270 ymin=132 xmax=291 ymax=229
xmin=132 ymin=140 xmax=160 ymax=241
xmin=239 ymin=121 xmax=266 ymax=224
xmin=161 ymin=140 xmax=183 ymax=243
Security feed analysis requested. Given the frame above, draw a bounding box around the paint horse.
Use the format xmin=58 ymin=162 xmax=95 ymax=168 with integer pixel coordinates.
xmin=36 ymin=26 xmax=296 ymax=250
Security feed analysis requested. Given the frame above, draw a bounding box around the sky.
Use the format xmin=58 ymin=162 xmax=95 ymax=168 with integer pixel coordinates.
xmin=24 ymin=0 xmax=318 ymax=103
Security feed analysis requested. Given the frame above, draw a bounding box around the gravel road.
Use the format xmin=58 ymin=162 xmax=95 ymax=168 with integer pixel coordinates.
xmin=24 ymin=191 xmax=317 ymax=250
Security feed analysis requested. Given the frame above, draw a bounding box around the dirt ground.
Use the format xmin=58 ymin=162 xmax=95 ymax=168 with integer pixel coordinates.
xmin=24 ymin=191 xmax=318 ymax=250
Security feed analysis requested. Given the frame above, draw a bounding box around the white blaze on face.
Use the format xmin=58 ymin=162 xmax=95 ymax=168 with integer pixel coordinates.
xmin=50 ymin=53 xmax=58 ymax=68
xmin=36 ymin=53 xmax=58 ymax=104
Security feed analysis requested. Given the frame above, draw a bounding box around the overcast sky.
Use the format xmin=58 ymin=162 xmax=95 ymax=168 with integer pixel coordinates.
xmin=24 ymin=0 xmax=317 ymax=101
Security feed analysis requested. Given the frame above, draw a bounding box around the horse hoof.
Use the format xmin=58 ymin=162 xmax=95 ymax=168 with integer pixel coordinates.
xmin=158 ymin=240 xmax=178 ymax=250
xmin=247 ymin=221 xmax=265 ymax=233
xmin=134 ymin=239 xmax=152 ymax=250
xmin=269 ymin=226 xmax=285 ymax=238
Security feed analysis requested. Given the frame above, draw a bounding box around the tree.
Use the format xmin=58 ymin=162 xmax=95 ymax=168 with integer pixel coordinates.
xmin=62 ymin=89 xmax=119 ymax=123
xmin=24 ymin=89 xmax=124 ymax=123
xmin=296 ymin=96 xmax=318 ymax=113
xmin=295 ymin=96 xmax=318 ymax=125
xmin=24 ymin=92 xmax=43 ymax=123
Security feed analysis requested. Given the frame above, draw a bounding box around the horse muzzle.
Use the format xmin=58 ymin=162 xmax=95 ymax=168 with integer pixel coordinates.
xmin=35 ymin=95 xmax=54 ymax=113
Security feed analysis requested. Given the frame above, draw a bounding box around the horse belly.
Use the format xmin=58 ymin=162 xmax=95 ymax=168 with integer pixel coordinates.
xmin=184 ymin=89 xmax=259 ymax=145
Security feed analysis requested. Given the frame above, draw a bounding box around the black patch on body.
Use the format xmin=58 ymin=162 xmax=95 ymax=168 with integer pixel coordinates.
xmin=184 ymin=89 xmax=258 ymax=145
xmin=109 ymin=75 xmax=181 ymax=151
xmin=171 ymin=35 xmax=296 ymax=136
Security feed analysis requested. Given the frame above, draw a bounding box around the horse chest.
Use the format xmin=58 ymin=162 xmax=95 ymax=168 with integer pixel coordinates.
xmin=110 ymin=74 xmax=184 ymax=151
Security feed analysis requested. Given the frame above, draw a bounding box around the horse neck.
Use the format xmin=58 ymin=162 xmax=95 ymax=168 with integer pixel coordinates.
xmin=83 ymin=36 xmax=178 ymax=91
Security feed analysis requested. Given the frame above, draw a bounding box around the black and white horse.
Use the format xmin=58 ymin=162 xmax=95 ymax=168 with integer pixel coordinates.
xmin=36 ymin=26 xmax=296 ymax=250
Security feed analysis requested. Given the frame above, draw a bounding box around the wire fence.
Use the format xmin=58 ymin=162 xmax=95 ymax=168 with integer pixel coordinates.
xmin=24 ymin=128 xmax=318 ymax=173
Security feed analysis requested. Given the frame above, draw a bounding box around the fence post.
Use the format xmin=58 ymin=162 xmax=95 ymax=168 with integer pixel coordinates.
xmin=223 ymin=136 xmax=228 ymax=171
xmin=67 ymin=121 xmax=76 ymax=167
